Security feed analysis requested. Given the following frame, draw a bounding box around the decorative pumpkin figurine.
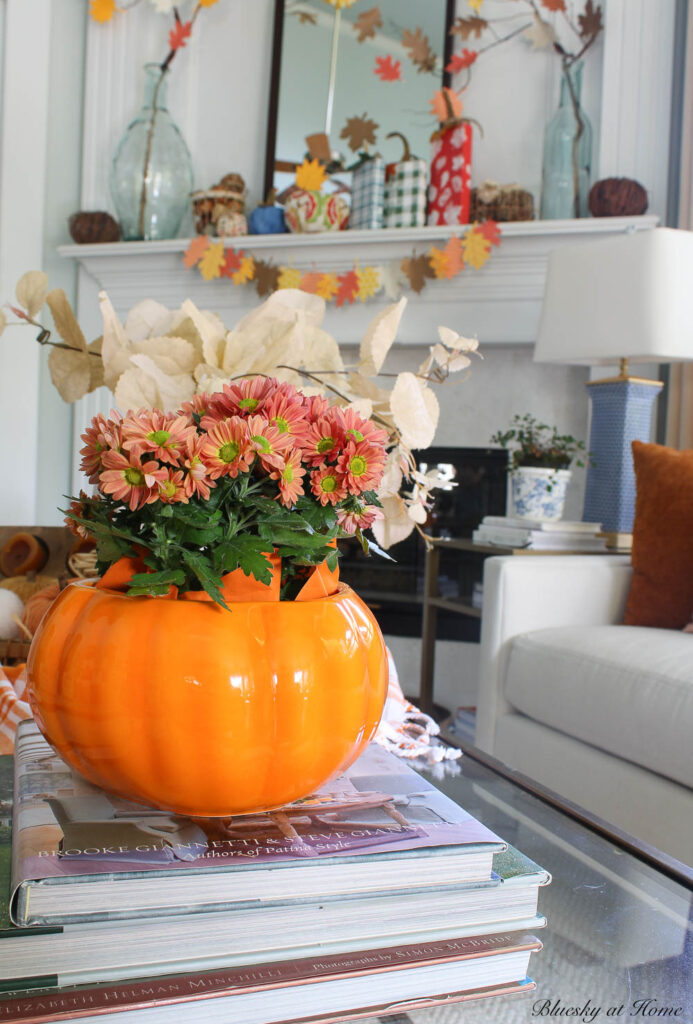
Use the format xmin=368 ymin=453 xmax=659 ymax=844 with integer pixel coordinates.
xmin=284 ymin=159 xmax=349 ymax=234
xmin=27 ymin=379 xmax=389 ymax=817
xmin=382 ymin=132 xmax=428 ymax=229
xmin=249 ymin=188 xmax=287 ymax=235
xmin=427 ymin=89 xmax=473 ymax=227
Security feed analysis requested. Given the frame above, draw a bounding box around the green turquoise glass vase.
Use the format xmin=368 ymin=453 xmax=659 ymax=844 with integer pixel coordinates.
xmin=540 ymin=61 xmax=593 ymax=220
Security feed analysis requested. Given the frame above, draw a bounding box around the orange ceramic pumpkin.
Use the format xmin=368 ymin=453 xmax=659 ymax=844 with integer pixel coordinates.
xmin=26 ymin=580 xmax=387 ymax=816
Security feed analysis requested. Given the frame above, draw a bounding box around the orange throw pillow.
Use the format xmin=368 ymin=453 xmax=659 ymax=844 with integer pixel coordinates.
xmin=624 ymin=441 xmax=693 ymax=629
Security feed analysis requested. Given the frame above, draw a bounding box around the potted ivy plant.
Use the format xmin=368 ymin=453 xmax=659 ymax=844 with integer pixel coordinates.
xmin=490 ymin=414 xmax=588 ymax=521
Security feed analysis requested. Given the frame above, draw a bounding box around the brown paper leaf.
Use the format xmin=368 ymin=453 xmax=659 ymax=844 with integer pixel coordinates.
xmin=291 ymin=10 xmax=316 ymax=24
xmin=402 ymin=254 xmax=434 ymax=294
xmin=47 ymin=345 xmax=92 ymax=403
xmin=578 ymin=0 xmax=603 ymax=39
xmin=46 ymin=289 xmax=88 ymax=352
xmin=15 ymin=271 xmax=47 ymax=319
xmin=254 ymin=260 xmax=281 ymax=298
xmin=305 ymin=133 xmax=332 ymax=163
xmin=354 ymin=6 xmax=382 ymax=43
xmin=449 ymin=16 xmax=488 ymax=41
xmin=340 ymin=114 xmax=379 ymax=153
xmin=401 ymin=26 xmax=437 ymax=74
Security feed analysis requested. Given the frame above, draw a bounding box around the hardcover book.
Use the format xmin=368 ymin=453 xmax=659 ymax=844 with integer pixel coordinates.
xmin=11 ymin=722 xmax=505 ymax=927
xmin=0 ymin=932 xmax=542 ymax=1024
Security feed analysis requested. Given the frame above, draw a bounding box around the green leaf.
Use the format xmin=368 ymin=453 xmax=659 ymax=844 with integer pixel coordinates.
xmin=129 ymin=569 xmax=186 ymax=589
xmin=180 ymin=550 xmax=228 ymax=608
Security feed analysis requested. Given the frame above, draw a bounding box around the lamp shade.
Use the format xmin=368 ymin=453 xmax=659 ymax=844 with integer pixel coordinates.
xmin=534 ymin=227 xmax=693 ymax=365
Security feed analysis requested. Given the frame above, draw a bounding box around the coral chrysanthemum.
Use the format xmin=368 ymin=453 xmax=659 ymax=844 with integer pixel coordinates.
xmin=336 ymin=440 xmax=386 ymax=494
xmin=122 ymin=411 xmax=197 ymax=465
xmin=199 ymin=417 xmax=253 ymax=479
xmin=99 ymin=452 xmax=167 ymax=511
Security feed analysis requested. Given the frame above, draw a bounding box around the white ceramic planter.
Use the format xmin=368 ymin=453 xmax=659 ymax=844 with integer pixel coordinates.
xmin=511 ymin=467 xmax=571 ymax=522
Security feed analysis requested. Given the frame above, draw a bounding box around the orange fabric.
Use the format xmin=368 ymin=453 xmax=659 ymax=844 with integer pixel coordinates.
xmin=295 ymin=558 xmax=340 ymax=601
xmin=2 ymin=663 xmax=26 ymax=684
xmin=180 ymin=554 xmax=281 ymax=603
xmin=624 ymin=441 xmax=693 ymax=629
xmin=97 ymin=556 xmax=148 ymax=591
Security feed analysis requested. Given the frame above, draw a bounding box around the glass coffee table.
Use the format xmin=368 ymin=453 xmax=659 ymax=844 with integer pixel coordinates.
xmin=363 ymin=735 xmax=693 ymax=1024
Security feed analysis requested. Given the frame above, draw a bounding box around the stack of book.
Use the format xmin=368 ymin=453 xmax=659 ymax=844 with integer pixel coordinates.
xmin=0 ymin=720 xmax=550 ymax=1023
xmin=473 ymin=515 xmax=607 ymax=551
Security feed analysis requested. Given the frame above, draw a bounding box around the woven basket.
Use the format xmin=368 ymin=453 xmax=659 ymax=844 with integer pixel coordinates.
xmin=0 ymin=638 xmax=31 ymax=665
xmin=470 ymin=184 xmax=534 ymax=222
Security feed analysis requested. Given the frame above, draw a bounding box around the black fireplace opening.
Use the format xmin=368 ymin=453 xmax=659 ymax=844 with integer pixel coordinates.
xmin=338 ymin=447 xmax=509 ymax=640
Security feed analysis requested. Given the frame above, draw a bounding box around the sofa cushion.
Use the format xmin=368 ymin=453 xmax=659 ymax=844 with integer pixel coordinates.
xmin=504 ymin=624 xmax=693 ymax=789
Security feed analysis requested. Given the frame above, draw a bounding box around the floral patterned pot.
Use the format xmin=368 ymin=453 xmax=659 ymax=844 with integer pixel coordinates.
xmin=284 ymin=190 xmax=349 ymax=233
xmin=511 ymin=467 xmax=571 ymax=522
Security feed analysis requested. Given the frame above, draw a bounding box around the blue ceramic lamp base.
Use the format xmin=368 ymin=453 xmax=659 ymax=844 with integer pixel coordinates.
xmin=583 ymin=377 xmax=663 ymax=539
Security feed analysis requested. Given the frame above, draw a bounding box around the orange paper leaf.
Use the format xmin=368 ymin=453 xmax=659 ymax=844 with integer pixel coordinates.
xmin=198 ymin=241 xmax=226 ymax=281
xmin=336 ymin=270 xmax=359 ymax=307
xmin=300 ymin=272 xmax=325 ymax=295
xmin=169 ymin=20 xmax=193 ymax=50
xmin=295 ymin=158 xmax=327 ymax=191
xmin=374 ymin=55 xmax=402 ymax=82
xmin=428 ymin=247 xmax=450 ymax=280
xmin=430 ymin=87 xmax=463 ymax=123
xmin=220 ymin=248 xmax=243 ymax=277
xmin=444 ymin=235 xmax=465 ymax=276
xmin=315 ymin=273 xmax=339 ymax=301
xmin=183 ymin=236 xmax=211 ymax=269
xmin=233 ymin=254 xmax=255 ymax=285
xmin=89 ymin=0 xmax=116 ymax=21
xmin=541 ymin=0 xmax=567 ymax=8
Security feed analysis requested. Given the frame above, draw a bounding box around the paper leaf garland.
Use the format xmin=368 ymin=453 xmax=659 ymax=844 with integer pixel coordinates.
xmin=183 ymin=235 xmax=211 ymax=268
xmin=446 ymin=49 xmax=478 ymax=74
xmin=169 ymin=19 xmax=193 ymax=50
xmin=374 ymin=55 xmax=402 ymax=82
xmin=198 ymin=241 xmax=226 ymax=280
xmin=183 ymin=222 xmax=500 ymax=306
xmin=254 ymin=260 xmax=281 ymax=297
xmin=336 ymin=270 xmax=360 ymax=307
xmin=462 ymin=228 xmax=492 ymax=270
xmin=402 ymin=254 xmax=435 ymax=294
xmin=340 ymin=115 xmax=379 ymax=153
xmin=354 ymin=6 xmax=382 ymax=43
xmin=450 ymin=16 xmax=487 ymax=40
xmin=401 ymin=27 xmax=437 ymax=74
xmin=578 ymin=0 xmax=603 ymax=39
xmin=541 ymin=0 xmax=567 ymax=9
xmin=430 ymin=88 xmax=463 ymax=122
xmin=295 ymin=158 xmax=327 ymax=191
xmin=89 ymin=0 xmax=116 ymax=22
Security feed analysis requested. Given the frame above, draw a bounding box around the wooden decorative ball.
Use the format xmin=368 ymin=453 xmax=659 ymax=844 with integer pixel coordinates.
xmin=68 ymin=211 xmax=121 ymax=244
xmin=588 ymin=178 xmax=649 ymax=217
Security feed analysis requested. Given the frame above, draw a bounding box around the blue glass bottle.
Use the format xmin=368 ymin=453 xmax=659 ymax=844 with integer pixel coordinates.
xmin=540 ymin=61 xmax=593 ymax=219
xmin=110 ymin=63 xmax=193 ymax=241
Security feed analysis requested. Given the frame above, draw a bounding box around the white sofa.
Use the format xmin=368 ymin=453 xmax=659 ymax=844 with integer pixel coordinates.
xmin=475 ymin=555 xmax=693 ymax=867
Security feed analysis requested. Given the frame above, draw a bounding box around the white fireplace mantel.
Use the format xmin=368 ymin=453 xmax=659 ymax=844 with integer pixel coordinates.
xmin=60 ymin=215 xmax=659 ymax=347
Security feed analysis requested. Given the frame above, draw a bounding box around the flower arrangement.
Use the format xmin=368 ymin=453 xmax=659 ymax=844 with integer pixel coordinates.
xmin=69 ymin=377 xmax=389 ymax=605
xmin=0 ymin=275 xmax=480 ymax=549
xmin=491 ymin=413 xmax=588 ymax=472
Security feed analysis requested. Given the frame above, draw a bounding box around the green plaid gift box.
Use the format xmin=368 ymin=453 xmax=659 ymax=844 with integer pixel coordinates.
xmin=349 ymin=157 xmax=385 ymax=230
xmin=383 ymin=158 xmax=428 ymax=228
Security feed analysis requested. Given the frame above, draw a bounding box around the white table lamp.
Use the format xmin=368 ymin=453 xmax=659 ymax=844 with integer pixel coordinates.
xmin=534 ymin=227 xmax=693 ymax=543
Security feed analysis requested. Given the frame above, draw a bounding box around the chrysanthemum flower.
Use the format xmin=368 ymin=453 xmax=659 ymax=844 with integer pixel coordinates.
xmin=182 ymin=438 xmax=216 ymax=501
xmin=122 ymin=411 xmax=197 ymax=465
xmin=337 ymin=503 xmax=383 ymax=535
xmin=157 ymin=469 xmax=189 ymax=504
xmin=178 ymin=393 xmax=211 ymax=426
xmin=211 ymin=376 xmax=276 ymax=419
xmin=245 ymin=414 xmax=293 ymax=472
xmin=199 ymin=417 xmax=253 ymax=480
xmin=337 ymin=440 xmax=385 ymax=495
xmin=99 ymin=452 xmax=167 ymax=511
xmin=64 ymin=491 xmax=93 ymax=539
xmin=80 ymin=412 xmax=123 ymax=483
xmin=302 ymin=417 xmax=343 ymax=468
xmin=303 ymin=393 xmax=331 ymax=420
xmin=310 ymin=466 xmax=347 ymax=506
xmin=264 ymin=390 xmax=310 ymax=443
xmin=270 ymin=449 xmax=306 ymax=507
xmin=334 ymin=406 xmax=388 ymax=447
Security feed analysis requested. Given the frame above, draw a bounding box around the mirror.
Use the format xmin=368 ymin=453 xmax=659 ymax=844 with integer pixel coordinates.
xmin=264 ymin=0 xmax=454 ymax=197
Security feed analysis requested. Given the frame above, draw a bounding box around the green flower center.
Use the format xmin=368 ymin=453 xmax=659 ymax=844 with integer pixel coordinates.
xmin=148 ymin=429 xmax=171 ymax=446
xmin=273 ymin=416 xmax=289 ymax=433
xmin=239 ymin=397 xmax=259 ymax=411
xmin=161 ymin=480 xmax=177 ymax=499
xmin=124 ymin=467 xmax=145 ymax=487
xmin=282 ymin=465 xmax=294 ymax=483
xmin=346 ymin=428 xmax=364 ymax=443
xmin=320 ymin=475 xmax=338 ymax=493
xmin=219 ymin=441 xmax=240 ymax=463
xmin=251 ymin=434 xmax=271 ymax=454
xmin=317 ymin=436 xmax=334 ymax=454
xmin=349 ymin=455 xmax=367 ymax=477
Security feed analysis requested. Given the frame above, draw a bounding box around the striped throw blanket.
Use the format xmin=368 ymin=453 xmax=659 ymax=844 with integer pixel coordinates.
xmin=0 ymin=665 xmax=31 ymax=755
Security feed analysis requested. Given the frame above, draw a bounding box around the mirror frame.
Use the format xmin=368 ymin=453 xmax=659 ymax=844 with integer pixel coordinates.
xmin=263 ymin=0 xmax=457 ymax=198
